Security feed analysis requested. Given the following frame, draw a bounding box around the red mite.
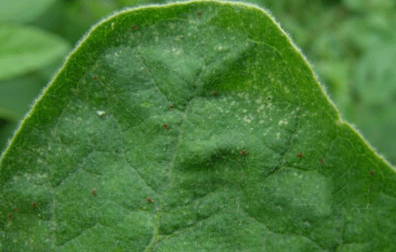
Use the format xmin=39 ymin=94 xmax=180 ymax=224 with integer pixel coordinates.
xmin=32 ymin=202 xmax=37 ymax=209
xmin=169 ymin=104 xmax=174 ymax=109
xmin=92 ymin=189 xmax=96 ymax=196
xmin=296 ymin=153 xmax=303 ymax=158
xmin=13 ymin=206 xmax=19 ymax=212
xmin=198 ymin=11 xmax=202 ymax=17
xmin=92 ymin=76 xmax=98 ymax=81
xmin=163 ymin=123 xmax=168 ymax=130
xmin=132 ymin=25 xmax=138 ymax=30
xmin=213 ymin=91 xmax=219 ymax=96
xmin=369 ymin=171 xmax=375 ymax=176
xmin=240 ymin=150 xmax=247 ymax=156
xmin=7 ymin=214 xmax=12 ymax=220
xmin=319 ymin=159 xmax=324 ymax=164
xmin=146 ymin=198 xmax=153 ymax=203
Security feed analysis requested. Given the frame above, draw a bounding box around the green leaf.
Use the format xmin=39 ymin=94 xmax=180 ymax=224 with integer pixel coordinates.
xmin=0 ymin=120 xmax=17 ymax=154
xmin=0 ymin=24 xmax=70 ymax=81
xmin=350 ymin=42 xmax=396 ymax=165
xmin=0 ymin=0 xmax=57 ymax=24
xmin=1 ymin=1 xmax=396 ymax=251
xmin=0 ymin=74 xmax=47 ymax=121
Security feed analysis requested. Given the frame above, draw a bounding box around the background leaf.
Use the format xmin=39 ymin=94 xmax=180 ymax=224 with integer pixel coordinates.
xmin=348 ymin=42 xmax=396 ymax=164
xmin=0 ymin=24 xmax=70 ymax=81
xmin=0 ymin=74 xmax=46 ymax=121
xmin=0 ymin=0 xmax=58 ymax=24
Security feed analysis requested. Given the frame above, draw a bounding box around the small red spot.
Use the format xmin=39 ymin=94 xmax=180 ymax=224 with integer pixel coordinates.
xmin=32 ymin=202 xmax=37 ymax=209
xmin=92 ymin=76 xmax=98 ymax=81
xmin=163 ymin=123 xmax=168 ymax=130
xmin=92 ymin=189 xmax=96 ymax=196
xmin=13 ymin=206 xmax=19 ymax=212
xmin=319 ymin=159 xmax=324 ymax=164
xmin=132 ymin=25 xmax=138 ymax=30
xmin=213 ymin=91 xmax=219 ymax=96
xmin=198 ymin=11 xmax=202 ymax=17
xmin=146 ymin=198 xmax=153 ymax=203
xmin=369 ymin=171 xmax=375 ymax=176
xmin=296 ymin=153 xmax=303 ymax=158
xmin=169 ymin=104 xmax=174 ymax=109
xmin=240 ymin=150 xmax=247 ymax=156
xmin=7 ymin=214 xmax=12 ymax=220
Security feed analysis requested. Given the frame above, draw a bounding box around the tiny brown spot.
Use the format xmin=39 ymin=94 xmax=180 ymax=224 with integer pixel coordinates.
xmin=132 ymin=25 xmax=138 ymax=30
xmin=213 ymin=91 xmax=219 ymax=96
xmin=369 ymin=171 xmax=375 ymax=176
xmin=13 ymin=206 xmax=19 ymax=212
xmin=7 ymin=214 xmax=12 ymax=220
xmin=198 ymin=11 xmax=202 ymax=17
xmin=92 ymin=76 xmax=98 ymax=81
xmin=319 ymin=159 xmax=324 ymax=164
xmin=32 ymin=202 xmax=37 ymax=209
xmin=163 ymin=123 xmax=168 ymax=130
xmin=92 ymin=189 xmax=96 ymax=196
xmin=169 ymin=104 xmax=174 ymax=109
xmin=240 ymin=150 xmax=247 ymax=156
xmin=296 ymin=153 xmax=303 ymax=158
xmin=146 ymin=198 xmax=153 ymax=203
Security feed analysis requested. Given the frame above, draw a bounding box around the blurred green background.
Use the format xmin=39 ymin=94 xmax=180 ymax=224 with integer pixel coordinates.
xmin=1 ymin=0 xmax=395 ymax=166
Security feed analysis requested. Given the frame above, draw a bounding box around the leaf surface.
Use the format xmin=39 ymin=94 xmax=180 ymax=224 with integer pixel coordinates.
xmin=1 ymin=1 xmax=396 ymax=251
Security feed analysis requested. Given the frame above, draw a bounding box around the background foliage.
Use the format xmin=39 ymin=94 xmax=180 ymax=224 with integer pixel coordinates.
xmin=1 ymin=0 xmax=395 ymax=166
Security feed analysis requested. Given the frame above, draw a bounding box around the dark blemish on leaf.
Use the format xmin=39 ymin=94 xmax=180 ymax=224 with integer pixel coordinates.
xmin=198 ymin=11 xmax=202 ymax=17
xmin=92 ymin=76 xmax=98 ymax=81
xmin=32 ymin=202 xmax=37 ymax=209
xmin=132 ymin=25 xmax=138 ymax=30
xmin=296 ymin=153 xmax=303 ymax=158
xmin=319 ymin=159 xmax=324 ymax=164
xmin=13 ymin=206 xmax=19 ymax=212
xmin=7 ymin=214 xmax=12 ymax=220
xmin=92 ymin=189 xmax=96 ymax=196
xmin=163 ymin=123 xmax=168 ymax=130
xmin=267 ymin=96 xmax=272 ymax=101
xmin=369 ymin=171 xmax=375 ymax=176
xmin=240 ymin=150 xmax=247 ymax=155
xmin=146 ymin=198 xmax=153 ymax=203
xmin=169 ymin=104 xmax=174 ymax=109
xmin=213 ymin=91 xmax=219 ymax=96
